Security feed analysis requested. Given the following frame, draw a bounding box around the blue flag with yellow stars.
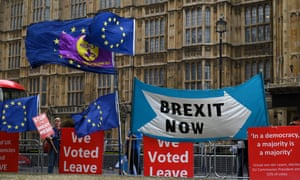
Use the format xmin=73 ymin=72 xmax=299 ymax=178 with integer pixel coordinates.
xmin=0 ymin=95 xmax=39 ymax=132
xmin=72 ymin=92 xmax=119 ymax=137
xmin=86 ymin=12 xmax=135 ymax=55
xmin=25 ymin=18 xmax=116 ymax=74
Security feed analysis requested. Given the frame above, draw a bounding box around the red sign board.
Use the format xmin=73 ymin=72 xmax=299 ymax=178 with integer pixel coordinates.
xmin=59 ymin=128 xmax=104 ymax=174
xmin=0 ymin=132 xmax=19 ymax=172
xmin=32 ymin=113 xmax=54 ymax=139
xmin=248 ymin=126 xmax=300 ymax=180
xmin=143 ymin=136 xmax=194 ymax=178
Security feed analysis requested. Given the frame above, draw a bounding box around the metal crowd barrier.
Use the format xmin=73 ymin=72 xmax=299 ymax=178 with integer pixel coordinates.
xmin=17 ymin=138 xmax=249 ymax=179
xmin=193 ymin=142 xmax=249 ymax=179
xmin=18 ymin=139 xmax=45 ymax=173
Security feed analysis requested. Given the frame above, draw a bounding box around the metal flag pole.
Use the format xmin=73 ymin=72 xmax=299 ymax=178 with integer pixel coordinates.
xmin=113 ymin=53 xmax=124 ymax=175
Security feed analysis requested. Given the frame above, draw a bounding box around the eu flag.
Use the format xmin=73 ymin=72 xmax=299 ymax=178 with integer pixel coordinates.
xmin=0 ymin=95 xmax=39 ymax=132
xmin=72 ymin=92 xmax=119 ymax=137
xmin=86 ymin=12 xmax=135 ymax=55
xmin=25 ymin=18 xmax=116 ymax=74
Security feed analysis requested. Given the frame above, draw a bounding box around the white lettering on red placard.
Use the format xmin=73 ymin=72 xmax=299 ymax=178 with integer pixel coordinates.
xmin=0 ymin=132 xmax=19 ymax=172
xmin=143 ymin=136 xmax=194 ymax=178
xmin=59 ymin=128 xmax=104 ymax=174
xmin=248 ymin=126 xmax=300 ymax=180
xmin=32 ymin=113 xmax=54 ymax=139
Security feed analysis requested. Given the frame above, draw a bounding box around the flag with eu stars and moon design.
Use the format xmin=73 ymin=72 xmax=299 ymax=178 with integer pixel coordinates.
xmin=25 ymin=17 xmax=116 ymax=74
xmin=86 ymin=12 xmax=135 ymax=55
xmin=72 ymin=92 xmax=119 ymax=137
xmin=0 ymin=95 xmax=39 ymax=133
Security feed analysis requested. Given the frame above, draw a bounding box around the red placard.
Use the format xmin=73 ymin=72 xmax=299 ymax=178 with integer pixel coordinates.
xmin=59 ymin=128 xmax=104 ymax=174
xmin=32 ymin=113 xmax=54 ymax=139
xmin=248 ymin=126 xmax=300 ymax=180
xmin=0 ymin=132 xmax=19 ymax=172
xmin=143 ymin=136 xmax=194 ymax=178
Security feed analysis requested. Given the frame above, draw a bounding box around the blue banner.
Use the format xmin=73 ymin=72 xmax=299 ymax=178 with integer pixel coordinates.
xmin=131 ymin=74 xmax=269 ymax=142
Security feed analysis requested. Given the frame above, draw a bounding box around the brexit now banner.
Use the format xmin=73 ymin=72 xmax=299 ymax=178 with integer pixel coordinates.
xmin=131 ymin=73 xmax=269 ymax=142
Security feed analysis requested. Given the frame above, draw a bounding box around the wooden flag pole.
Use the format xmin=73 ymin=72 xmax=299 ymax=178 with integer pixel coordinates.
xmin=46 ymin=137 xmax=58 ymax=154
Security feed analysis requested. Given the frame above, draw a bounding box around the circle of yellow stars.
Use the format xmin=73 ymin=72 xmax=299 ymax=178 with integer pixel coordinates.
xmin=52 ymin=26 xmax=87 ymax=69
xmin=1 ymin=101 xmax=28 ymax=130
xmin=85 ymin=102 xmax=103 ymax=128
xmin=100 ymin=17 xmax=126 ymax=49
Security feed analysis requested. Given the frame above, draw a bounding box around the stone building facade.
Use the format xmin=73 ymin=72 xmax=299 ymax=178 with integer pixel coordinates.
xmin=0 ymin=0 xmax=299 ymax=139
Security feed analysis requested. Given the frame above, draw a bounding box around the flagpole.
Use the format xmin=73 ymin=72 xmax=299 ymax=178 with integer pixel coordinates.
xmin=37 ymin=95 xmax=45 ymax=173
xmin=116 ymin=91 xmax=123 ymax=175
xmin=113 ymin=53 xmax=123 ymax=175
